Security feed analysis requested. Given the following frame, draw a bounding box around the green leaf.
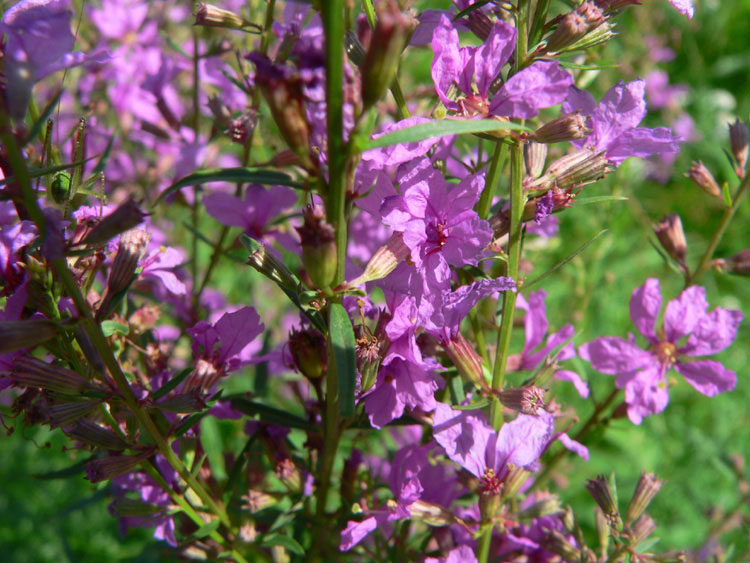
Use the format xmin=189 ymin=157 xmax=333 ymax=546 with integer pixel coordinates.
xmin=191 ymin=519 xmax=220 ymax=540
xmin=452 ymin=398 xmax=491 ymax=410
xmin=0 ymin=159 xmax=96 ymax=188
xmin=24 ymin=89 xmax=64 ymax=145
xmin=156 ymin=167 xmax=303 ymax=204
xmin=362 ymin=119 xmax=530 ymax=151
xmin=328 ymin=303 xmax=356 ymax=417
xmin=229 ymin=397 xmax=314 ymax=431
xmin=453 ymin=0 xmax=493 ymax=21
xmin=574 ymin=195 xmax=629 ymax=205
xmin=260 ymin=534 xmax=305 ymax=556
xmin=722 ymin=181 xmax=733 ymax=206
xmin=174 ymin=410 xmax=212 ymax=438
xmin=100 ymin=320 xmax=129 ymax=337
xmin=524 ymin=229 xmax=608 ymax=290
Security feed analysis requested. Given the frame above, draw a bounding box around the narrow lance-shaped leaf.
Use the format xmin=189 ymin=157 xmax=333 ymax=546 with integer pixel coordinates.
xmin=359 ymin=118 xmax=530 ymax=152
xmin=328 ymin=303 xmax=356 ymax=417
xmin=156 ymin=167 xmax=303 ymax=204
xmin=524 ymin=229 xmax=608 ymax=290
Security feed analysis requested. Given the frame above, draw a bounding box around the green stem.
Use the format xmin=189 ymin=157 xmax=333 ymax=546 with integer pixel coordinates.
xmin=688 ymin=171 xmax=750 ymax=286
xmin=488 ymin=143 xmax=524 ymax=430
xmin=323 ymin=0 xmax=347 ymax=287
xmin=477 ymin=141 xmax=507 ymax=219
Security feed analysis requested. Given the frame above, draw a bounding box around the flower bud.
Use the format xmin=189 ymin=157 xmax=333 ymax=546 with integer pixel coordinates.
xmin=685 ymin=161 xmax=722 ymax=200
xmin=345 ymin=30 xmax=366 ymax=67
xmin=207 ymin=94 xmax=232 ymax=127
xmin=532 ymin=112 xmax=588 ymax=144
xmin=247 ymin=54 xmax=313 ymax=169
xmin=346 ymin=232 xmax=409 ymax=288
xmin=0 ymin=319 xmax=61 ymax=354
xmin=628 ymin=513 xmax=657 ymax=546
xmin=296 ymin=205 xmax=337 ymax=290
xmin=228 ymin=111 xmax=257 ymax=145
xmin=723 ymin=249 xmax=750 ymax=276
xmin=526 ymin=149 xmax=612 ymax=193
xmin=356 ymin=331 xmax=381 ymax=394
xmin=360 ymin=1 xmax=411 ymax=110
xmin=729 ymin=118 xmax=748 ymax=178
xmin=106 ymin=228 xmax=151 ymax=296
xmin=409 ymin=500 xmax=456 ymax=527
xmin=44 ymin=400 xmax=101 ymax=428
xmin=63 ymin=419 xmax=130 ymax=450
xmin=340 ymin=449 xmax=363 ymax=504
xmin=545 ymin=2 xmax=606 ymax=53
xmin=465 ymin=6 xmax=493 ymax=41
xmin=502 ymin=465 xmax=530 ymax=500
xmin=495 ymin=385 xmax=546 ymax=415
xmin=443 ymin=333 xmax=489 ymax=393
xmin=182 ymin=358 xmax=221 ymax=394
xmin=524 ymin=141 xmax=548 ymax=178
xmin=524 ymin=357 xmax=559 ymax=388
xmin=542 ymin=529 xmax=581 ymax=560
xmin=585 ymin=474 xmax=621 ymax=529
xmin=85 ymin=453 xmax=149 ymax=483
xmin=242 ymin=490 xmax=277 ymax=513
xmin=244 ymin=237 xmax=300 ymax=294
xmin=77 ymin=197 xmax=147 ymax=248
xmin=275 ymin=457 xmax=302 ymax=492
xmin=518 ymin=494 xmax=563 ymax=519
xmin=288 ymin=326 xmax=327 ymax=380
xmin=194 ymin=4 xmax=245 ymax=29
xmin=10 ymin=355 xmax=100 ymax=395
xmin=624 ymin=471 xmax=663 ymax=525
xmin=653 ymin=214 xmax=687 ymax=270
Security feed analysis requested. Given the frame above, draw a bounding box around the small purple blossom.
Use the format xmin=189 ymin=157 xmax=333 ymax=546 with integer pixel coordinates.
xmin=381 ymin=166 xmax=492 ymax=294
xmin=431 ymin=15 xmax=572 ymax=119
xmin=579 ymin=279 xmax=742 ymax=424
xmin=563 ymin=79 xmax=681 ymax=166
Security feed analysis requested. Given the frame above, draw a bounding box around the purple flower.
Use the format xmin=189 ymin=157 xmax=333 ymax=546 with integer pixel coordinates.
xmin=381 ymin=166 xmax=492 ymax=293
xmin=432 ymin=403 xmax=553 ymax=492
xmin=562 ymin=80 xmax=681 ymax=166
xmin=1 ymin=0 xmax=108 ymax=119
xmin=431 ymin=15 xmax=572 ymax=119
xmin=579 ymin=279 xmax=743 ymax=424
xmin=668 ymin=0 xmax=694 ymax=18
xmin=184 ymin=306 xmax=264 ymax=392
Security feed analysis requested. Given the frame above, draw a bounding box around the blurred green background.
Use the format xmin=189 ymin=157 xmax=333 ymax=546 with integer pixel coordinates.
xmin=1 ymin=0 xmax=749 ymax=560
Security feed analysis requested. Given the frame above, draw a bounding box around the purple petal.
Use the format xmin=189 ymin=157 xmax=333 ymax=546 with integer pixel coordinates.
xmin=605 ymin=126 xmax=681 ymax=166
xmin=622 ymin=365 xmax=669 ymax=425
xmin=578 ymin=336 xmax=656 ymax=375
xmin=144 ymin=270 xmax=186 ymax=296
xmin=557 ymin=432 xmax=589 ymax=460
xmin=676 ymin=360 xmax=736 ymax=396
xmin=664 ymin=285 xmax=707 ymax=343
xmin=562 ymin=85 xmax=597 ymax=116
xmin=629 ymin=278 xmax=662 ymax=343
xmin=432 ymin=402 xmax=493 ymax=478
xmin=472 ymin=22 xmax=516 ymax=97
xmin=215 ymin=307 xmax=264 ymax=363
xmin=668 ymin=0 xmax=694 ymax=18
xmin=340 ymin=516 xmax=378 ymax=551
xmin=680 ymin=307 xmax=743 ymax=357
xmin=555 ymin=369 xmax=589 ymax=398
xmin=592 ymin=80 xmax=647 ymax=147
xmin=517 ymin=290 xmax=549 ymax=353
xmin=493 ymin=411 xmax=554 ymax=471
xmin=431 ymin=16 xmax=462 ymax=109
xmin=490 ymin=61 xmax=573 ymax=119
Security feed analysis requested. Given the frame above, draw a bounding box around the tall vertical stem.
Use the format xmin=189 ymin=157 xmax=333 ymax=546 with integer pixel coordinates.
xmin=318 ymin=0 xmax=345 ymax=528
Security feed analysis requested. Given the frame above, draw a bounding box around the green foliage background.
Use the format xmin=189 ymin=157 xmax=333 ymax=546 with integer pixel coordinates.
xmin=1 ymin=0 xmax=749 ymax=560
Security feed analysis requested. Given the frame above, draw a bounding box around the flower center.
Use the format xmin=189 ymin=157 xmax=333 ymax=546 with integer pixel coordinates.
xmin=425 ymin=218 xmax=449 ymax=255
xmin=480 ymin=468 xmax=504 ymax=496
xmin=653 ymin=340 xmax=678 ymax=367
xmin=458 ymin=95 xmax=490 ymax=118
